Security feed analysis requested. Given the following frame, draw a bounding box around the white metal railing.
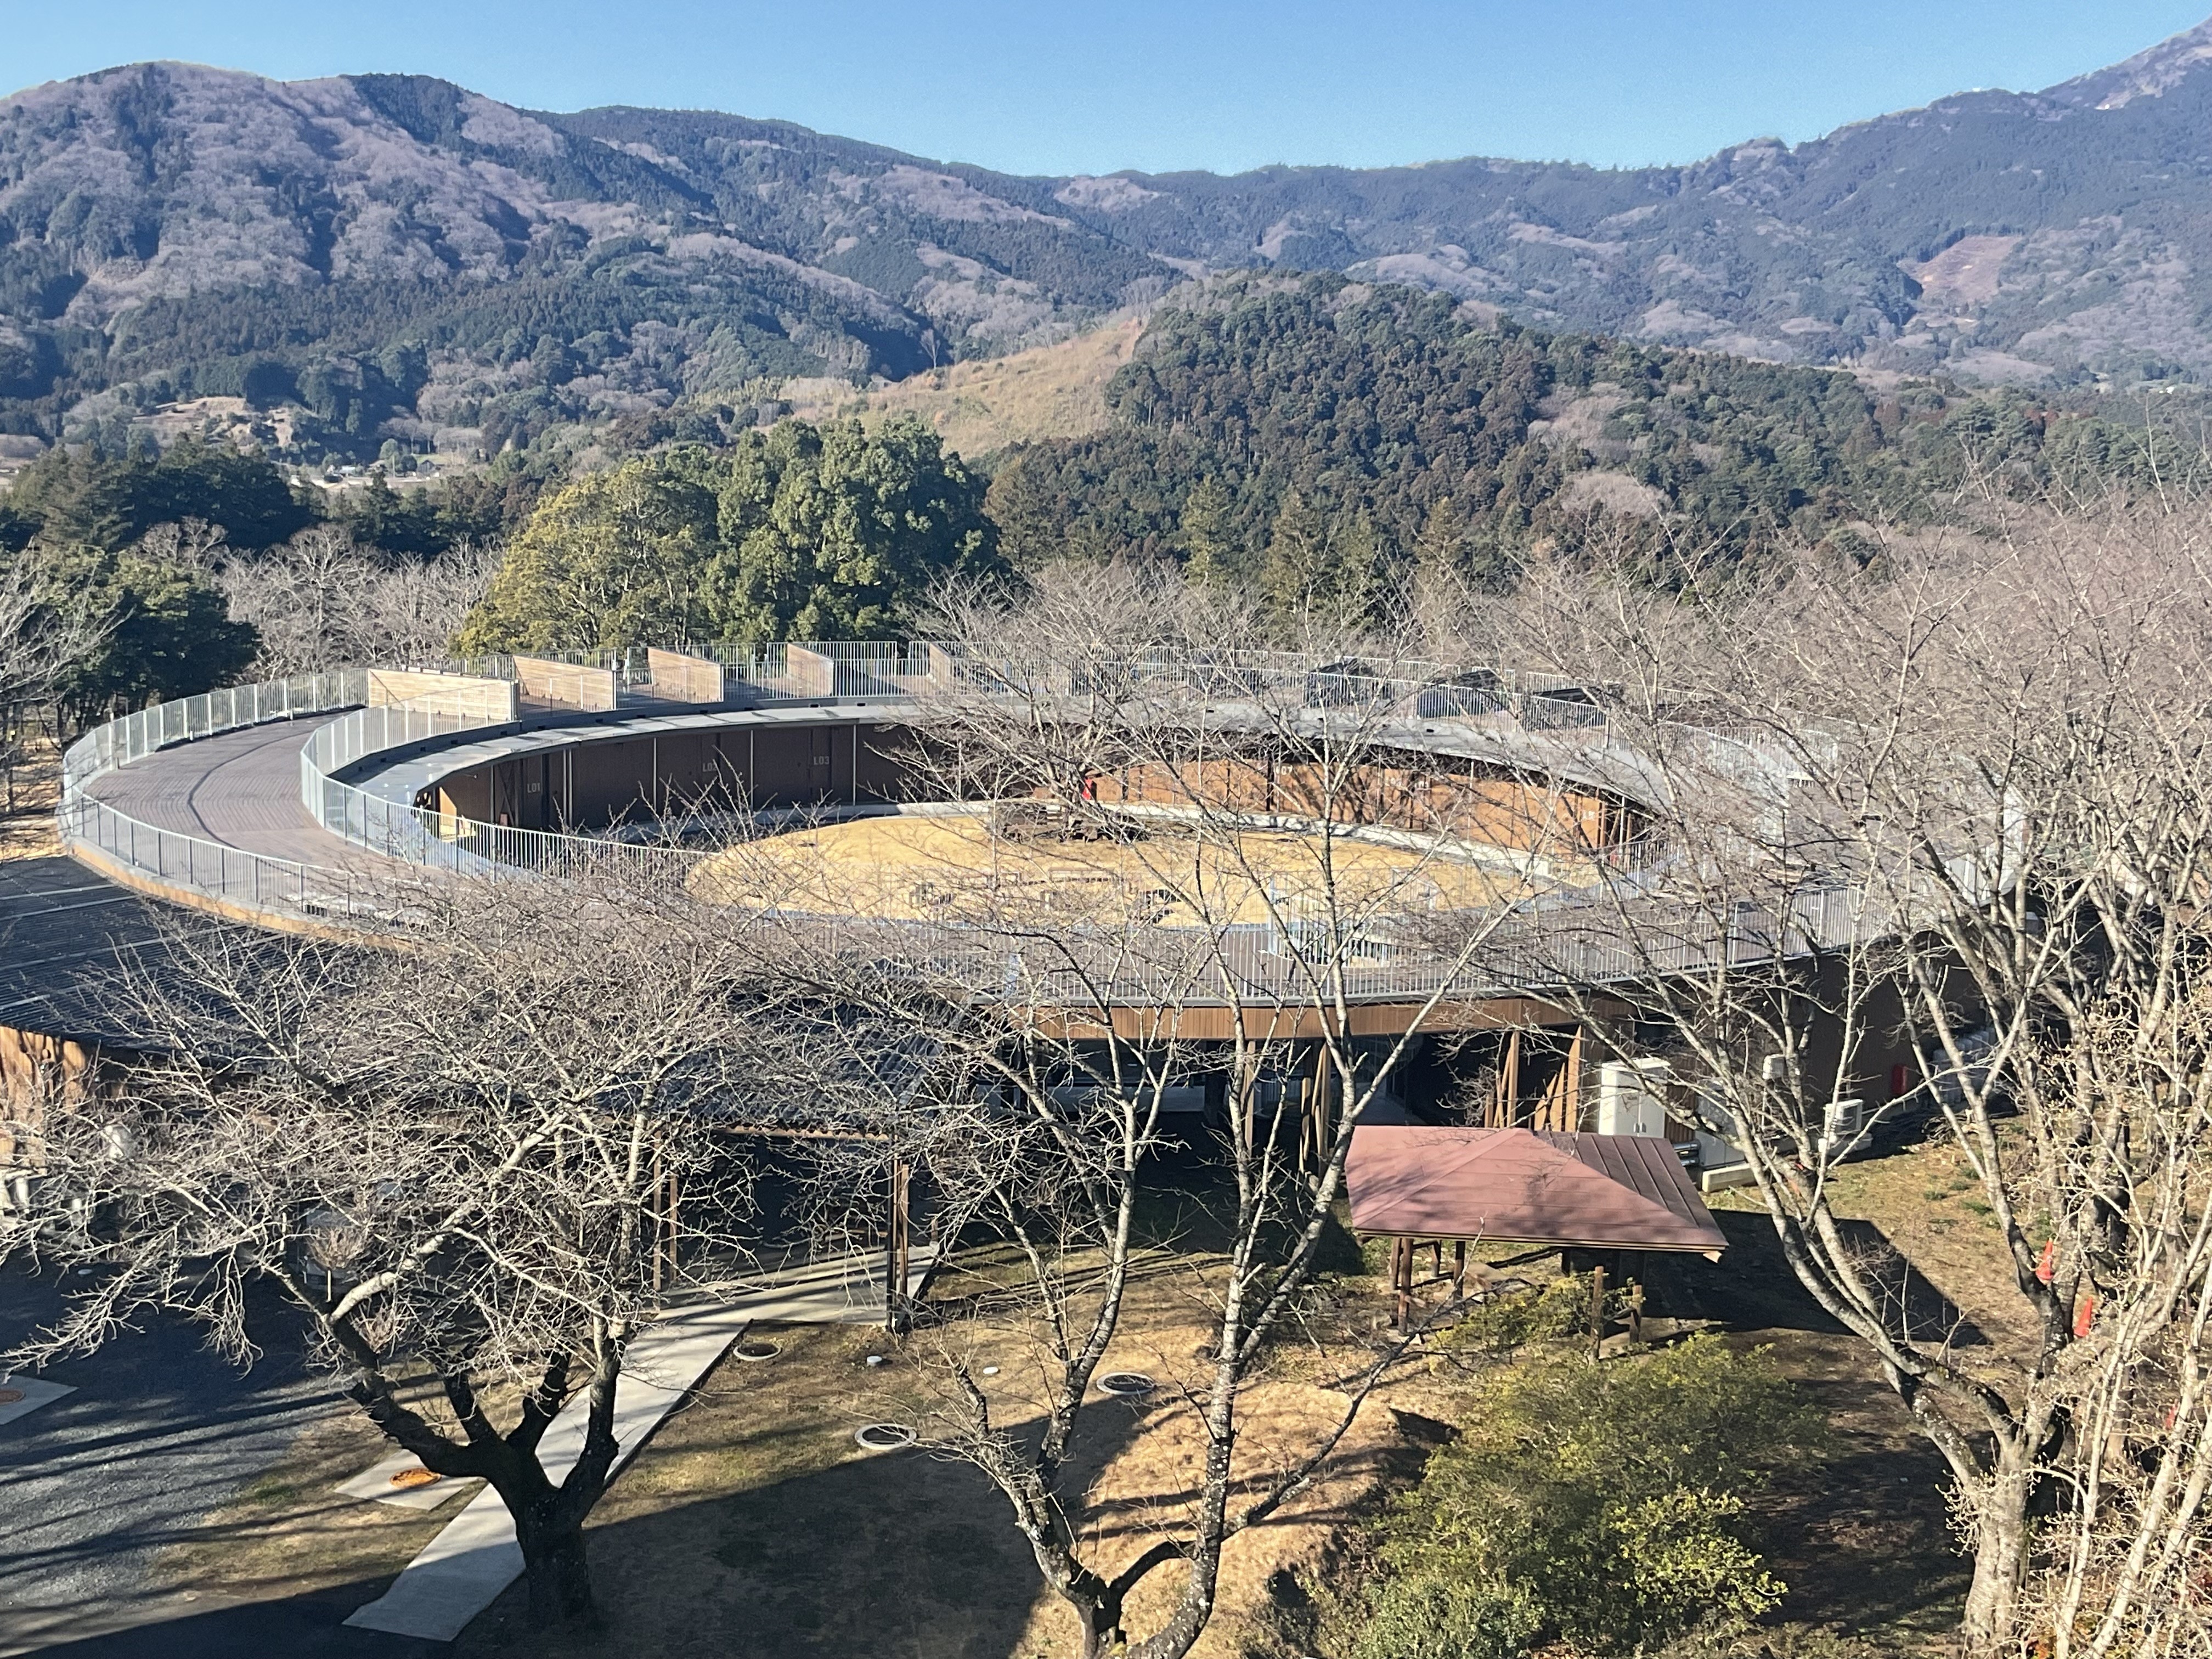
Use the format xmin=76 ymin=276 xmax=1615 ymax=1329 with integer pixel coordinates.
xmin=61 ymin=672 xmax=369 ymax=794
xmin=58 ymin=672 xmax=379 ymax=917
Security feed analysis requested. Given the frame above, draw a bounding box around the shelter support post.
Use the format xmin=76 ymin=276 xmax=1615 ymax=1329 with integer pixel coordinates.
xmin=886 ymin=1158 xmax=912 ymax=1334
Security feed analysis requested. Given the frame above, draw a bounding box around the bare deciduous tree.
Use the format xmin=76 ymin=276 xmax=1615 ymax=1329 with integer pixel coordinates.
xmin=217 ymin=526 xmax=500 ymax=674
xmin=1480 ymin=510 xmax=2212 ymax=1657
xmin=736 ymin=566 xmax=1598 ymax=1658
xmin=1 ymin=881 xmax=771 ymax=1628
xmin=0 ymin=551 xmax=114 ymax=807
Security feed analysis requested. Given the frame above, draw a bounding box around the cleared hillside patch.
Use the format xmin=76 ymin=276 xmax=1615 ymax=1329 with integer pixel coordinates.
xmin=783 ymin=314 xmax=1144 ymax=460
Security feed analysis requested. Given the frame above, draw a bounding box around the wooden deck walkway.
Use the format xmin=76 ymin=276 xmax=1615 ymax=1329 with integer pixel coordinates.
xmin=81 ymin=715 xmax=349 ymax=866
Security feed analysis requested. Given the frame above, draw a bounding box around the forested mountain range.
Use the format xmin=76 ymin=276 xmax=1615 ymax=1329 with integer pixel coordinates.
xmin=10 ymin=18 xmax=2212 ymax=467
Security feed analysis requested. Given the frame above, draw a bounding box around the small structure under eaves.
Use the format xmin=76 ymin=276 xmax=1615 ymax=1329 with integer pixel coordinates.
xmin=1346 ymin=1125 xmax=1729 ymax=1325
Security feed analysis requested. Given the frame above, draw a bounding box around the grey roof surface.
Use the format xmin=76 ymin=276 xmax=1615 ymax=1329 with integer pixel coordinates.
xmin=0 ymin=855 xmax=167 ymax=1043
xmin=81 ymin=715 xmax=338 ymax=864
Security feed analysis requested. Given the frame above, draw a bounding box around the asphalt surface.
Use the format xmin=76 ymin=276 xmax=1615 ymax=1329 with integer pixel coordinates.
xmin=0 ymin=1268 xmax=436 ymax=1659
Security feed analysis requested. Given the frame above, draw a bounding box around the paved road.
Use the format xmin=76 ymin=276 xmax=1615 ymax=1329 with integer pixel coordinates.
xmin=0 ymin=858 xmax=165 ymax=1042
xmin=0 ymin=1269 xmax=430 ymax=1659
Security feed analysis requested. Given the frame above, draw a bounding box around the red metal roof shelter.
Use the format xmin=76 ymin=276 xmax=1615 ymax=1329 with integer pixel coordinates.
xmin=1348 ymin=1125 xmax=1728 ymax=1329
xmin=1346 ymin=1125 xmax=1728 ymax=1255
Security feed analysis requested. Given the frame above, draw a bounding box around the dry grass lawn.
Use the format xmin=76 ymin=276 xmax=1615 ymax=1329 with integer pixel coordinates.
xmin=147 ymin=1149 xmax=1992 ymax=1656
xmin=152 ymin=1222 xmax=1418 ymax=1658
xmin=692 ymin=809 xmax=1540 ymax=926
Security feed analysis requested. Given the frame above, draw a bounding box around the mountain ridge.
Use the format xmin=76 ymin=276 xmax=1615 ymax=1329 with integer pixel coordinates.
xmin=10 ymin=19 xmax=2212 ymax=462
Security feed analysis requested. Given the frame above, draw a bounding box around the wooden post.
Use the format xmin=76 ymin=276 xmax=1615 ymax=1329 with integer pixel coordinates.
xmin=1392 ymin=1237 xmax=1412 ymax=1329
xmin=885 ymin=1158 xmax=912 ymax=1334
xmin=1306 ymin=1038 xmax=1336 ymax=1172
xmin=1502 ymin=1027 xmax=1523 ymax=1127
xmin=1564 ymin=1024 xmax=1585 ymax=1130
xmin=1590 ymin=1261 xmax=1607 ymax=1359
xmin=1453 ymin=1239 xmax=1467 ymax=1295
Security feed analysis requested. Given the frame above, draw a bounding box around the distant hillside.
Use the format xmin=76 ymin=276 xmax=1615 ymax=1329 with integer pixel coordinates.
xmin=0 ymin=66 xmax=1172 ymax=464
xmin=11 ymin=19 xmax=2212 ymax=468
xmin=982 ymin=273 xmax=2171 ymax=595
xmin=1044 ymin=16 xmax=2212 ymax=387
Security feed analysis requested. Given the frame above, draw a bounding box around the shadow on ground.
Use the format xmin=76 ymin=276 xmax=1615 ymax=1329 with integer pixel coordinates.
xmin=15 ymin=1324 xmax=1151 ymax=1659
xmin=1651 ymin=1209 xmax=1972 ymax=1644
xmin=14 ymin=1585 xmax=434 ymax=1659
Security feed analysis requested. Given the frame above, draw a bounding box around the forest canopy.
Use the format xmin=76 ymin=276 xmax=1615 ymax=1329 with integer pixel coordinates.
xmin=983 ymin=273 xmax=2188 ymax=610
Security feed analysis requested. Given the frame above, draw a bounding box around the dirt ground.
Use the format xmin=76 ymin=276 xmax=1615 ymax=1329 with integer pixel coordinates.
xmin=1 ymin=746 xmax=59 ymax=861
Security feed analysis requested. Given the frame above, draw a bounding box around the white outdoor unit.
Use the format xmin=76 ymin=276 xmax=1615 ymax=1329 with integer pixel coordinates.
xmin=1820 ymin=1098 xmax=1869 ymax=1161
xmin=1597 ymin=1058 xmax=1671 ymax=1137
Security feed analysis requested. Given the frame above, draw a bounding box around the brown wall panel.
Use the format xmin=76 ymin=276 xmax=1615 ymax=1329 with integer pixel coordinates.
xmin=747 ymin=727 xmax=817 ymax=805
xmin=569 ymin=738 xmax=653 ymax=825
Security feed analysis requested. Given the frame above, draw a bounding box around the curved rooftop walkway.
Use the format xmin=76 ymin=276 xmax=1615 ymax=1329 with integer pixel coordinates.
xmin=84 ymin=715 xmax=345 ymax=865
xmin=42 ymin=653 xmax=1857 ymax=1033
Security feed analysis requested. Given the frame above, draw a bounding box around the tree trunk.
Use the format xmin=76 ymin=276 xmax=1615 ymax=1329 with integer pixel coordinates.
xmin=1076 ymin=1597 xmax=1118 ymax=1659
xmin=514 ymin=1503 xmax=600 ymax=1629
xmin=1961 ymin=1452 xmax=2034 ymax=1657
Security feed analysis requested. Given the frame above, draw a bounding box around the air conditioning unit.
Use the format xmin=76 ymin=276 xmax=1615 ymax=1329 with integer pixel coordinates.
xmin=1820 ymin=1098 xmax=1869 ymax=1161
xmin=1598 ymin=1059 xmax=1671 ymax=1137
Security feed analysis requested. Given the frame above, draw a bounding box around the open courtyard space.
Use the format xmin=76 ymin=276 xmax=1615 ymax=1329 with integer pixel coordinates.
xmin=689 ymin=806 xmax=1553 ymax=926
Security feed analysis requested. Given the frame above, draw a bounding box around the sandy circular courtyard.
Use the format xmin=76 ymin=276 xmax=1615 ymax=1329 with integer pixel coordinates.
xmin=689 ymin=808 xmax=1546 ymax=926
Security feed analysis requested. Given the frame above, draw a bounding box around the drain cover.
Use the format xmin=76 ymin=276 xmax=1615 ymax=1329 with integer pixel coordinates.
xmin=733 ymin=1341 xmax=781 ymax=1362
xmin=1097 ymin=1372 xmax=1155 ymax=1397
xmin=854 ymin=1423 xmax=917 ymax=1452
xmin=387 ymin=1466 xmax=442 ymax=1490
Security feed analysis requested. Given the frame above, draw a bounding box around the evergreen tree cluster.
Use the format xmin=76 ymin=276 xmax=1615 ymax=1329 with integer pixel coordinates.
xmin=0 ymin=440 xmax=520 ymax=561
xmin=984 ymin=273 xmax=2173 ymax=611
xmin=457 ymin=415 xmax=1000 ymax=651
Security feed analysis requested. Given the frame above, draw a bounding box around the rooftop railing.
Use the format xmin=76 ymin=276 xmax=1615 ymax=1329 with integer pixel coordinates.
xmin=58 ymin=672 xmax=383 ymax=919
xmin=58 ymin=646 xmax=1858 ymax=1000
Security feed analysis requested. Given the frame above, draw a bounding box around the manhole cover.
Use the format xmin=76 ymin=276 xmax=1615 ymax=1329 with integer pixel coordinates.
xmin=0 ymin=1388 xmax=23 ymax=1406
xmin=388 ymin=1466 xmax=442 ymax=1491
xmin=854 ymin=1423 xmax=917 ymax=1452
xmin=733 ymin=1341 xmax=780 ymax=1362
xmin=1097 ymin=1372 xmax=1155 ymax=1397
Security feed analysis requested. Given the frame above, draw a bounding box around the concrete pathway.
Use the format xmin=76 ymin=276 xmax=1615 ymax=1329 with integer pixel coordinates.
xmin=342 ymin=1246 xmax=938 ymax=1643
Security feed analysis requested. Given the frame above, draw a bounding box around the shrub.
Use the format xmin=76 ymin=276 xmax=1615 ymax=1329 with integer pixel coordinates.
xmin=1350 ymin=1331 xmax=1823 ymax=1658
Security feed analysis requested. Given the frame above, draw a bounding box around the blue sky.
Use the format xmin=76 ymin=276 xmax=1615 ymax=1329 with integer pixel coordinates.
xmin=7 ymin=1 xmax=2209 ymax=177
